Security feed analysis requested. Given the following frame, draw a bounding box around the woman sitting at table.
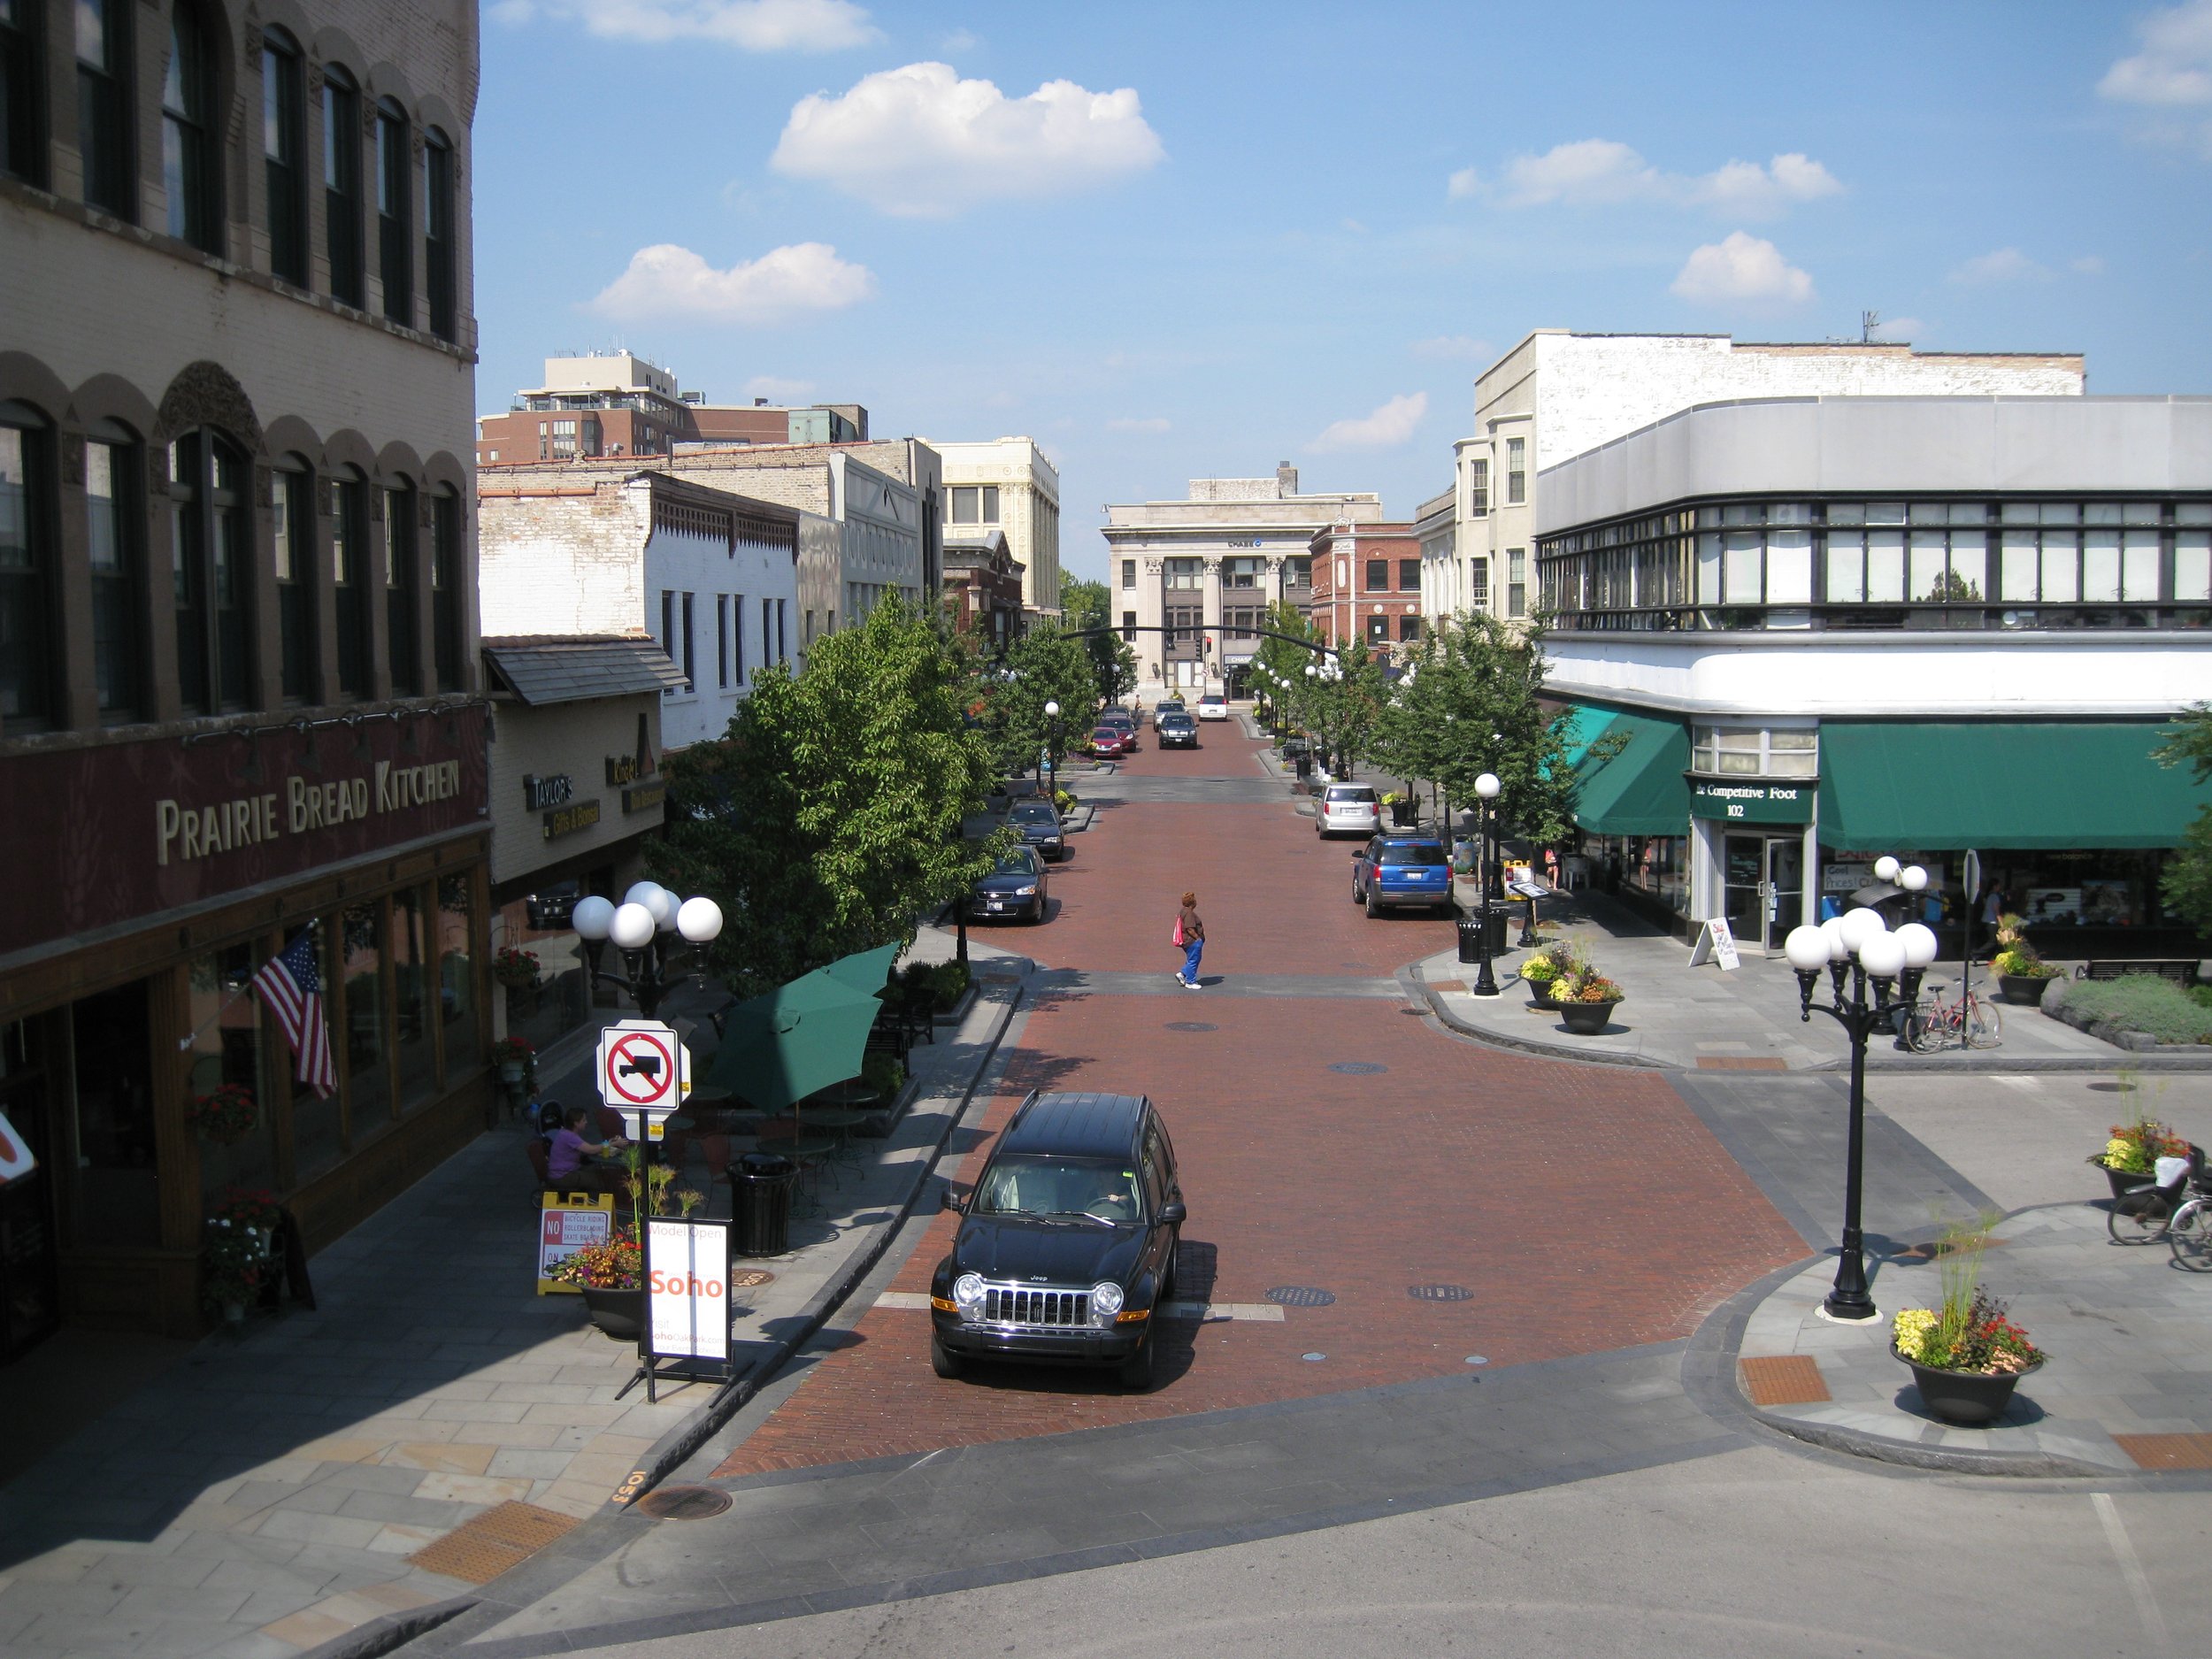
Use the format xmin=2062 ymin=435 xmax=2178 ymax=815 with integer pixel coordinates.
xmin=547 ymin=1104 xmax=626 ymax=1194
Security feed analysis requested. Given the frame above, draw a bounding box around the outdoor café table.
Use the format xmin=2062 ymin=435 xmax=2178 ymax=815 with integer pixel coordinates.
xmin=802 ymin=1107 xmax=871 ymax=1164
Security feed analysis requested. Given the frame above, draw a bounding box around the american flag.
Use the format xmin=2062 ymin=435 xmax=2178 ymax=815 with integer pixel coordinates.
xmin=252 ymin=930 xmax=335 ymax=1098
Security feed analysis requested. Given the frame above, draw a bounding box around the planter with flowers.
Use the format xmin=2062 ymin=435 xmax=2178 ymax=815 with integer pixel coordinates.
xmin=211 ymin=1187 xmax=287 ymax=1310
xmin=201 ymin=1214 xmax=271 ymax=1325
xmin=495 ymin=946 xmax=544 ymax=1019
xmin=552 ymin=1149 xmax=706 ymax=1339
xmin=1382 ymin=790 xmax=1417 ymax=827
xmin=1555 ymin=968 xmax=1625 ymax=1035
xmin=2089 ymin=1113 xmax=2190 ymax=1202
xmin=187 ymin=1082 xmax=259 ymax=1146
xmin=1990 ymin=914 xmax=2060 ymax=1005
xmin=1889 ymin=1217 xmax=2044 ymax=1425
xmin=491 ymin=1035 xmax=536 ymax=1094
xmin=1518 ymin=940 xmax=1585 ymax=1010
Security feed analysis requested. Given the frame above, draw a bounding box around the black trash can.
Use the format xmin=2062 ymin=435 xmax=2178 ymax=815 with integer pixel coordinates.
xmin=1455 ymin=908 xmax=1509 ymax=964
xmin=731 ymin=1153 xmax=797 ymax=1256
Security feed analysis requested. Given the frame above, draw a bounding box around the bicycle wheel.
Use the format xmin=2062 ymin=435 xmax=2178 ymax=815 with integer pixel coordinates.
xmin=1907 ymin=1008 xmax=1951 ymax=1054
xmin=1966 ymin=995 xmax=2003 ymax=1048
xmin=2169 ymin=1201 xmax=2212 ymax=1272
xmin=2108 ymin=1188 xmax=2170 ymax=1245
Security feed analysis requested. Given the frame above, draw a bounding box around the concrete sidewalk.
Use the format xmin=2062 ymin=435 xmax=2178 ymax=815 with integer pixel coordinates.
xmin=0 ymin=941 xmax=1029 ymax=1659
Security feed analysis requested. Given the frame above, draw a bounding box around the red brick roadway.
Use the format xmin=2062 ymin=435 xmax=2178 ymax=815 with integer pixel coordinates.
xmin=716 ymin=720 xmax=1803 ymax=1478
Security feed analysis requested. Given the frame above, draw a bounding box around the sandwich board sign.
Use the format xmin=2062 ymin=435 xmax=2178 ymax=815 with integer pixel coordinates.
xmin=595 ymin=1018 xmax=690 ymax=1140
xmin=0 ymin=1110 xmax=35 ymax=1186
xmin=639 ymin=1217 xmax=736 ymax=1401
xmin=1688 ymin=917 xmax=1741 ymax=972
xmin=535 ymin=1192 xmax=615 ymax=1294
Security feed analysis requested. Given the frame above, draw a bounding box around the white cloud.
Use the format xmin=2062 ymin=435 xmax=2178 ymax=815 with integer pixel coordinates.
xmin=2100 ymin=0 xmax=2212 ymax=104
xmin=1670 ymin=232 xmax=1815 ymax=305
xmin=771 ymin=62 xmax=1164 ymax=217
xmin=744 ymin=374 xmax=815 ymax=400
xmin=1409 ymin=334 xmax=1494 ymax=363
xmin=1949 ymin=247 xmax=2050 ymax=284
xmin=1106 ymin=416 xmax=1171 ymax=434
xmin=1454 ymin=140 xmax=1841 ymax=218
xmin=2071 ymin=255 xmax=2107 ymax=275
xmin=497 ymin=0 xmax=878 ymax=50
xmin=590 ymin=242 xmax=875 ymax=325
xmin=1866 ymin=316 xmax=1924 ymax=343
xmin=1309 ymin=392 xmax=1428 ymax=453
xmin=939 ymin=27 xmax=979 ymax=53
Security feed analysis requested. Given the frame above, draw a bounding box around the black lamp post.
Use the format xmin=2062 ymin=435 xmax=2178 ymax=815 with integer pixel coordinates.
xmin=1471 ymin=771 xmax=1502 ymax=997
xmin=571 ymin=882 xmax=725 ymax=1023
xmin=1784 ymin=872 xmax=1938 ymax=1321
xmin=1044 ymin=699 xmax=1061 ymax=801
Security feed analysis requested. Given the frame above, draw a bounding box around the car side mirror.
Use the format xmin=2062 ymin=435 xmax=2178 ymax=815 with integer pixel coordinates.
xmin=1157 ymin=1201 xmax=1187 ymax=1225
xmin=941 ymin=1185 xmax=965 ymax=1213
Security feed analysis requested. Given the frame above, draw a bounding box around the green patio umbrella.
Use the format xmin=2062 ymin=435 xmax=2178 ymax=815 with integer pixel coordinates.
xmin=702 ymin=966 xmax=882 ymax=1112
xmin=819 ymin=941 xmax=901 ymax=1000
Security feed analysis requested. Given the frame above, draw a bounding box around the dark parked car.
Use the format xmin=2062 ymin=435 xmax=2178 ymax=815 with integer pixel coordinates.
xmin=931 ymin=1090 xmax=1187 ymax=1390
xmin=1088 ymin=724 xmax=1133 ymax=758
xmin=1009 ymin=799 xmax=1067 ymax=861
xmin=524 ymin=879 xmax=581 ymax=931
xmin=1352 ymin=833 xmax=1453 ymax=916
xmin=1156 ymin=711 xmax=1198 ymax=749
xmin=967 ymin=847 xmax=1048 ymax=923
xmin=1152 ymin=699 xmax=1187 ymax=725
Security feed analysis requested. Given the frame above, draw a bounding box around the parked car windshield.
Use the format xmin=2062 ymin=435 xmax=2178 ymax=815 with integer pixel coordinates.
xmin=1379 ymin=843 xmax=1448 ymax=866
xmin=1011 ymin=803 xmax=1057 ymax=824
xmin=990 ymin=851 xmax=1038 ymax=877
xmin=1327 ymin=786 xmax=1377 ymax=803
xmin=974 ymin=1156 xmax=1141 ymax=1222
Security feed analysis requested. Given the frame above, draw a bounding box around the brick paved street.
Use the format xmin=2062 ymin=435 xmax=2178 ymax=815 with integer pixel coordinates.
xmin=715 ymin=723 xmax=1806 ymax=1478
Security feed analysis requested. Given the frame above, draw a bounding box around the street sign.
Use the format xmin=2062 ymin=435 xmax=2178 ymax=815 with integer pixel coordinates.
xmin=595 ymin=1019 xmax=690 ymax=1119
xmin=535 ymin=1192 xmax=615 ymax=1294
xmin=1688 ymin=917 xmax=1741 ymax=972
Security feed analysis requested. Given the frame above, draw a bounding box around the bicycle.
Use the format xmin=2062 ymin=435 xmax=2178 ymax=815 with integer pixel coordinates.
xmin=1901 ymin=978 xmax=2003 ymax=1053
xmin=2170 ymin=1186 xmax=2212 ymax=1271
xmin=2108 ymin=1149 xmax=2206 ymax=1245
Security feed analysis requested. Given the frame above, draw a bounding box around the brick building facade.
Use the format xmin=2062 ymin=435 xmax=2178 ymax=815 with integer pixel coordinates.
xmin=1309 ymin=522 xmax=1422 ymax=655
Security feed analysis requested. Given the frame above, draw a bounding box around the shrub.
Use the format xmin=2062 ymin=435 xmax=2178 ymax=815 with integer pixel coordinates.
xmin=2064 ymin=975 xmax=2212 ymax=1045
xmin=861 ymin=1051 xmax=906 ymax=1099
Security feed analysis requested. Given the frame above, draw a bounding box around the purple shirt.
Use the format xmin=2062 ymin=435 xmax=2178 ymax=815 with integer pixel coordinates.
xmin=547 ymin=1127 xmax=591 ymax=1179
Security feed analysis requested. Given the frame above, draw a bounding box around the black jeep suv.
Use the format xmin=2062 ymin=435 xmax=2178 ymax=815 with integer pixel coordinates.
xmin=930 ymin=1091 xmax=1187 ymax=1390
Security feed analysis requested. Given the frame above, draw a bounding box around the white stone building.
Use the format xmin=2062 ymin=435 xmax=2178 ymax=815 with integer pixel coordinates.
xmin=1102 ymin=465 xmax=1384 ymax=699
xmin=927 ymin=437 xmax=1062 ymax=612
xmin=1420 ymin=333 xmax=2088 ymax=629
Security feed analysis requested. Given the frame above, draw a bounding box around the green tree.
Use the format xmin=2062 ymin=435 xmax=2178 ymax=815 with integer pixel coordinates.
xmin=2156 ymin=703 xmax=2212 ymax=931
xmin=1060 ymin=576 xmax=1138 ymax=706
xmin=1248 ymin=602 xmax=1322 ymax=736
xmin=988 ymin=618 xmax=1100 ymax=781
xmin=649 ymin=597 xmax=1004 ymax=997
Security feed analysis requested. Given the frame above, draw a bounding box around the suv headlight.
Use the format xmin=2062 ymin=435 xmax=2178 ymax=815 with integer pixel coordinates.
xmin=1013 ymin=885 xmax=1037 ymax=895
xmin=1091 ymin=1281 xmax=1125 ymax=1324
xmin=953 ymin=1273 xmax=985 ymax=1314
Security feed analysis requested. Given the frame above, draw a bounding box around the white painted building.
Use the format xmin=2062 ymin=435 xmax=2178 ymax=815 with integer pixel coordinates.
xmin=927 ymin=437 xmax=1063 ymax=612
xmin=1420 ymin=332 xmax=2088 ymax=630
xmin=477 ymin=472 xmax=800 ymax=750
xmin=1533 ymin=395 xmax=2211 ymax=960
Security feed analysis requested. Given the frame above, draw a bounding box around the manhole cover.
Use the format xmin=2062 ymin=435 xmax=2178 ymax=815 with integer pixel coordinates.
xmin=1164 ymin=1021 xmax=1217 ymax=1033
xmin=1464 ymin=1355 xmax=1489 ymax=1366
xmin=730 ymin=1270 xmax=774 ymax=1289
xmin=635 ymin=1486 xmax=733 ymax=1520
xmin=1409 ymin=1284 xmax=1474 ymax=1302
xmin=1302 ymin=1352 xmax=1327 ymax=1362
xmin=1329 ymin=1062 xmax=1387 ymax=1075
xmin=1265 ymin=1286 xmax=1336 ymax=1308
xmin=1398 ymin=1006 xmax=1426 ymax=1016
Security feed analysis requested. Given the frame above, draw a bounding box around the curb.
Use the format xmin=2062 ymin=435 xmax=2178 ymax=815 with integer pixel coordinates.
xmin=1402 ymin=964 xmax=1664 ymax=1071
xmin=303 ymin=971 xmax=1029 ymax=1659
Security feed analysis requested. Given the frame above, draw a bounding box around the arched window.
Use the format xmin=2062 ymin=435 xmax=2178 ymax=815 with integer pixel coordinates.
xmin=322 ymin=65 xmax=362 ymax=307
xmin=261 ymin=28 xmax=306 ymax=284
xmin=0 ymin=0 xmax=47 ymax=186
xmin=374 ymin=97 xmax=410 ymax=324
xmin=168 ymin=429 xmax=253 ymax=712
xmin=422 ymin=127 xmax=455 ymax=342
xmin=74 ymin=0 xmax=131 ymax=217
xmin=86 ymin=419 xmax=144 ymax=719
xmin=0 ymin=402 xmax=55 ymax=729
xmin=430 ymin=486 xmax=462 ymax=690
xmin=384 ymin=481 xmax=417 ymax=693
xmin=272 ymin=457 xmax=315 ymax=700
xmin=162 ymin=0 xmax=219 ymax=253
xmin=330 ymin=465 xmax=369 ymax=695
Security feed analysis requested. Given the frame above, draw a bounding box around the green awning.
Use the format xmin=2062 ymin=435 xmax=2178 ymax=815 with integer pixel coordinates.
xmin=1549 ymin=704 xmax=1618 ymax=774
xmin=1572 ymin=709 xmax=1691 ymax=836
xmin=1817 ymin=722 xmax=2208 ymax=851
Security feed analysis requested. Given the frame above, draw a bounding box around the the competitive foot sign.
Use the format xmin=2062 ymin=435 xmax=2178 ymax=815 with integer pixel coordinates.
xmin=595 ymin=1020 xmax=691 ymax=1129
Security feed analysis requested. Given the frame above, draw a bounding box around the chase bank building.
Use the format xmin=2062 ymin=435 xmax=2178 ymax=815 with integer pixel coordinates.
xmin=1533 ymin=396 xmax=2212 ymax=959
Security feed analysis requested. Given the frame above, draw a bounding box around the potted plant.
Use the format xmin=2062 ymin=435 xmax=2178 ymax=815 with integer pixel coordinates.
xmin=491 ymin=1035 xmax=536 ymax=1093
xmin=186 ymin=1082 xmax=258 ymax=1146
xmin=1382 ymin=790 xmax=1417 ymax=827
xmin=1990 ymin=915 xmax=2060 ymax=1004
xmin=1890 ymin=1217 xmax=2044 ymax=1425
xmin=2088 ymin=1112 xmax=2190 ymax=1202
xmin=1518 ymin=954 xmax=1562 ymax=1007
xmin=492 ymin=945 xmax=542 ymax=990
xmin=556 ymin=1152 xmax=705 ymax=1339
xmin=1555 ymin=969 xmax=1625 ymax=1035
xmin=200 ymin=1217 xmax=268 ymax=1324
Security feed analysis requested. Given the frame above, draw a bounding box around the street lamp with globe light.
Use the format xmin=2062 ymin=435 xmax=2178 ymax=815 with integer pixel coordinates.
xmin=1044 ymin=700 xmax=1061 ymax=800
xmin=571 ymin=880 xmax=724 ymax=1023
xmin=1469 ymin=772 xmax=1503 ymax=997
xmin=1782 ymin=861 xmax=1939 ymax=1321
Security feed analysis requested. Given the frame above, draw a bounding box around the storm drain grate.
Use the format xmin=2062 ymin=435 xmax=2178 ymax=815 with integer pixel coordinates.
xmin=1265 ymin=1286 xmax=1336 ymax=1308
xmin=730 ymin=1269 xmax=774 ymax=1289
xmin=1164 ymin=1021 xmax=1218 ymax=1033
xmin=1407 ymin=1284 xmax=1473 ymax=1302
xmin=405 ymin=1501 xmax=580 ymax=1585
xmin=636 ymin=1485 xmax=734 ymax=1520
xmin=1328 ymin=1062 xmax=1387 ymax=1075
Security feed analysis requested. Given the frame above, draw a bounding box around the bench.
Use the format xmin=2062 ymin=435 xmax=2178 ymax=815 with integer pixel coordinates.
xmin=2077 ymin=959 xmax=2201 ymax=987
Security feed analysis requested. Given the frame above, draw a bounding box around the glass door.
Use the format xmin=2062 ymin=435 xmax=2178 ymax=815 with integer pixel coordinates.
xmin=1765 ymin=837 xmax=1803 ymax=950
xmin=1722 ymin=834 xmax=1768 ymax=953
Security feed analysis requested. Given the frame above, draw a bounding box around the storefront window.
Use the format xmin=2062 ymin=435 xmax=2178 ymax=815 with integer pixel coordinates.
xmin=188 ymin=943 xmax=276 ymax=1198
xmin=392 ymin=886 xmax=435 ymax=1111
xmin=0 ymin=1014 xmax=61 ymax=1359
xmin=438 ymin=875 xmax=478 ymax=1083
xmin=66 ymin=980 xmax=158 ymax=1247
xmin=341 ymin=900 xmax=388 ymax=1127
xmin=1692 ymin=726 xmax=1818 ymax=778
xmin=290 ymin=923 xmax=344 ymax=1181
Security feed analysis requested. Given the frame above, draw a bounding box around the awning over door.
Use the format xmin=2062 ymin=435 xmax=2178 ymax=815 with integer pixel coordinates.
xmin=1571 ymin=709 xmax=1691 ymax=836
xmin=1816 ymin=722 xmax=2208 ymax=851
xmin=1549 ymin=703 xmax=1618 ymax=773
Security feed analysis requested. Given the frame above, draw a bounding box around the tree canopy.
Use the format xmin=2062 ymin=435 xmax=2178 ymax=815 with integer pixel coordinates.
xmin=1061 ymin=577 xmax=1138 ymax=707
xmin=987 ymin=618 xmax=1100 ymax=779
xmin=2155 ymin=702 xmax=2212 ymax=933
xmin=649 ymin=597 xmax=1004 ymax=997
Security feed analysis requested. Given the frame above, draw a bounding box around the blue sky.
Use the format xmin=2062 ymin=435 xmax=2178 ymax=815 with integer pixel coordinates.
xmin=473 ymin=0 xmax=2212 ymax=582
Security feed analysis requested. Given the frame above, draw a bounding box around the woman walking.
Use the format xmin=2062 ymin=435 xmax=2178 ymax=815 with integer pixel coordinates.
xmin=1174 ymin=890 xmax=1206 ymax=988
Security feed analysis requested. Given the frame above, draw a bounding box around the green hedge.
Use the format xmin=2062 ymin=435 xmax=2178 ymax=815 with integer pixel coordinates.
xmin=2065 ymin=976 xmax=2212 ymax=1045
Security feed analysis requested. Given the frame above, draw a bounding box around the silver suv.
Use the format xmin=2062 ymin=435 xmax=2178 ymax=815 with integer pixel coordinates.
xmin=1316 ymin=783 xmax=1380 ymax=839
